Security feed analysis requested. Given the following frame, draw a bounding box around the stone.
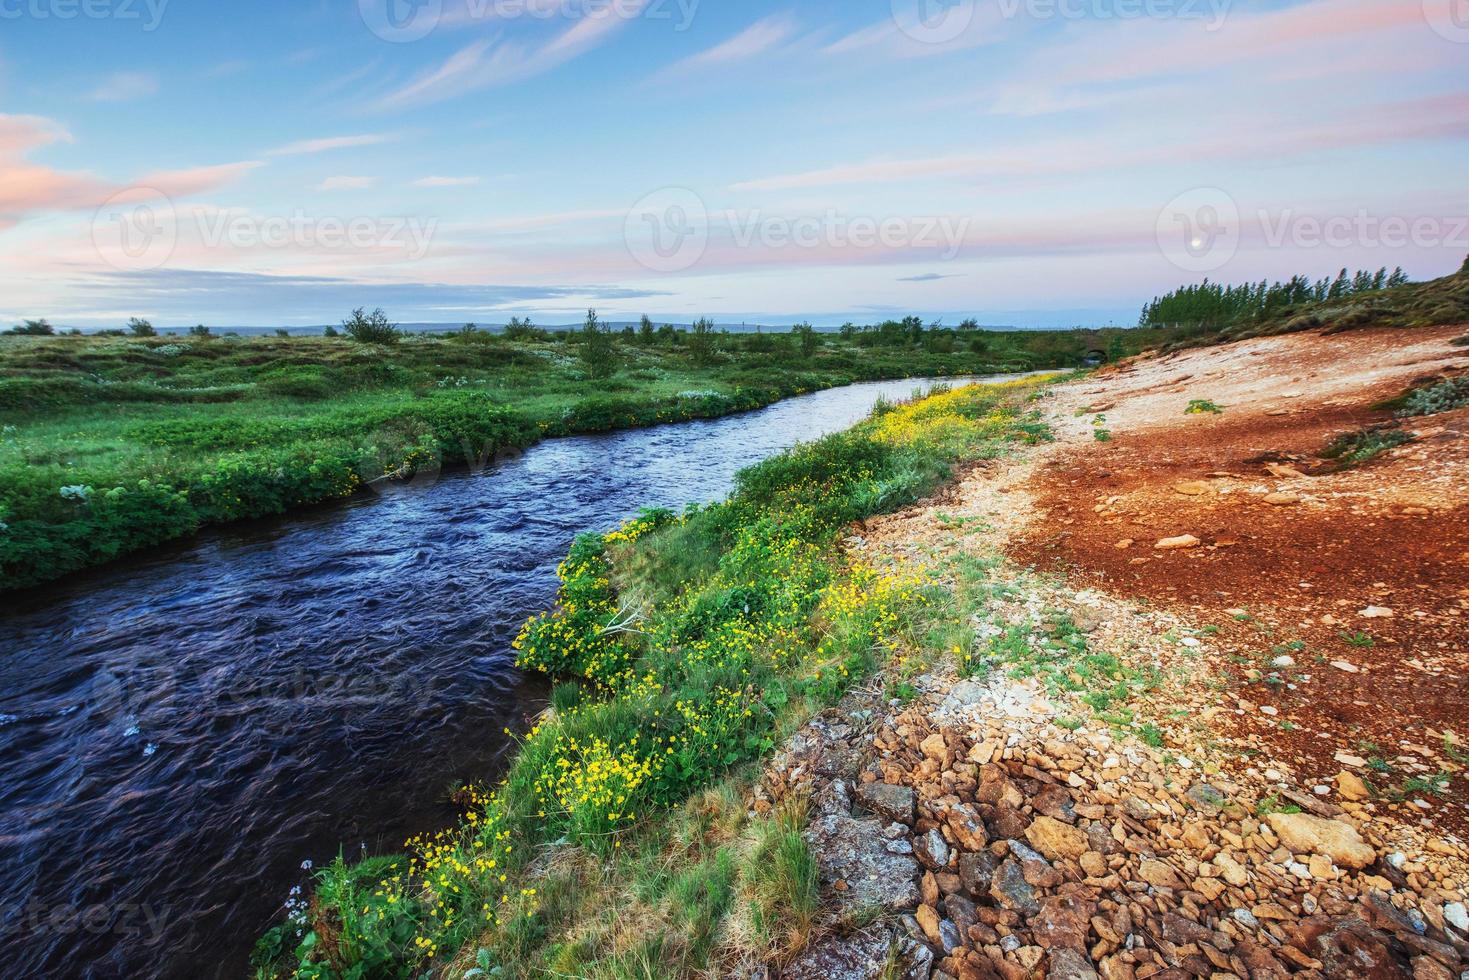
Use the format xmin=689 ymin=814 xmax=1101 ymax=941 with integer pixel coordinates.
xmin=946 ymin=892 xmax=979 ymax=937
xmin=1294 ymin=915 xmax=1410 ymax=980
xmin=783 ymin=925 xmax=910 ymax=980
xmin=1265 ymin=812 xmax=1376 ymax=869
xmin=1214 ymin=851 xmax=1249 ymax=886
xmin=1161 ymin=912 xmax=1213 ymax=946
xmin=1175 ymin=481 xmax=1211 ymax=495
xmin=916 ymin=827 xmax=953 ymax=870
xmin=1080 ymin=851 xmax=1107 ymax=878
xmin=1360 ymin=606 xmax=1396 ymax=619
xmin=959 ymin=850 xmax=1000 ymax=897
xmin=1009 ymin=839 xmax=1062 ymax=887
xmin=1186 ymin=782 xmax=1226 ymax=810
xmin=918 ymin=903 xmax=944 ymax=945
xmin=989 ymin=857 xmax=1040 ymax=915
xmin=808 ymin=814 xmax=921 ymax=911
xmin=1049 ymin=947 xmax=1101 ymax=980
xmin=922 ymin=732 xmax=950 ymax=763
xmin=1026 ymin=815 xmax=1090 ymax=862
xmin=948 ymin=802 xmax=989 ymax=851
xmin=1444 ymin=902 xmax=1467 ymax=932
xmin=1263 ymin=492 xmax=1300 ymax=505
xmin=986 ymin=802 xmax=1030 ymax=840
xmin=1033 ymin=894 xmax=1097 ymax=951
xmin=1337 ymin=771 xmax=1371 ymax=801
xmin=858 ymin=782 xmax=917 ymax=825
xmin=1155 ymin=534 xmax=1201 ymax=550
xmin=1138 ymin=858 xmax=1184 ymax=889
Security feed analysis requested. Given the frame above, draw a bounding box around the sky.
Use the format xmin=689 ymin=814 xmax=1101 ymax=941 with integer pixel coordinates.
xmin=0 ymin=0 xmax=1466 ymax=328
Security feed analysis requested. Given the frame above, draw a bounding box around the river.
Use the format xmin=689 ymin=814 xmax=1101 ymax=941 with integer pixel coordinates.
xmin=0 ymin=374 xmax=1015 ymax=978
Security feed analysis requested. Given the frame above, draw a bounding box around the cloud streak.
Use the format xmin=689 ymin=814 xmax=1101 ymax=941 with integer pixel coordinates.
xmin=378 ymin=0 xmax=650 ymax=110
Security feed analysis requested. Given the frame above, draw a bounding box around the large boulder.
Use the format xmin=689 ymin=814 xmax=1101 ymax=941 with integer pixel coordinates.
xmin=1266 ymin=812 xmax=1377 ymax=869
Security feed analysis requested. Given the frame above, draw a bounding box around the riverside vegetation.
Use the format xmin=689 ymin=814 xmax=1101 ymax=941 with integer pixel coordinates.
xmin=0 ymin=313 xmax=1157 ymax=592
xmin=247 ymin=374 xmax=1065 ymax=979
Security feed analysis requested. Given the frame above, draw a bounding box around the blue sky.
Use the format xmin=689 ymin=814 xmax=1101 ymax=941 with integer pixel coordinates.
xmin=1 ymin=0 xmax=1466 ymax=327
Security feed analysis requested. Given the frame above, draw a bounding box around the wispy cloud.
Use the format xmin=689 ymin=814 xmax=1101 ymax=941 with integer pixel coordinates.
xmin=265 ymin=133 xmax=394 ymax=156
xmin=652 ymin=14 xmax=797 ymax=79
xmin=377 ymin=0 xmax=649 ymax=109
xmin=89 ymin=71 xmax=159 ymax=102
xmin=414 ymin=176 xmax=482 ymax=188
xmin=898 ymin=273 xmax=964 ymax=282
xmin=319 ymin=175 xmax=376 ymax=191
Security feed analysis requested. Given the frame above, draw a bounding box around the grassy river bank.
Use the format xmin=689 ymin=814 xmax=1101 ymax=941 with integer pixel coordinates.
xmin=247 ymin=373 xmax=1066 ymax=979
xmin=0 ymin=325 xmax=1143 ymax=592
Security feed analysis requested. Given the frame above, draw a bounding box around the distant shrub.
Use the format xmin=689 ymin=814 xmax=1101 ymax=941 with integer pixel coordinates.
xmin=503 ymin=316 xmax=547 ymax=341
xmin=8 ymin=319 xmax=53 ymax=335
xmin=578 ymin=309 xmax=618 ymax=379
xmin=189 ymin=325 xmax=211 ymax=337
xmin=1397 ymin=376 xmax=1469 ymax=418
xmin=341 ymin=308 xmax=400 ymax=345
xmin=127 ymin=318 xmax=156 ymax=337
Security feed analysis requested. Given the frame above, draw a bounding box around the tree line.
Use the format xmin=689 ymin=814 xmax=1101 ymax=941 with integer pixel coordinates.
xmin=1139 ymin=267 xmax=1411 ymax=329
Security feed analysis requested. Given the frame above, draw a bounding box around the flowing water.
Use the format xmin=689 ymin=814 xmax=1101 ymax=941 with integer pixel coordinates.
xmin=0 ymin=375 xmax=1016 ymax=978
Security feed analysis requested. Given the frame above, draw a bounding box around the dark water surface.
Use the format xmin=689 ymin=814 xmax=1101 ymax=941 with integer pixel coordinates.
xmin=0 ymin=375 xmax=1015 ymax=978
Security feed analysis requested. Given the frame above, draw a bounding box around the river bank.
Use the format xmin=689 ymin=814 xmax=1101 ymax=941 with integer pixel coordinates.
xmin=0 ymin=375 xmax=1033 ymax=979
xmin=248 ymin=374 xmax=1066 ymax=979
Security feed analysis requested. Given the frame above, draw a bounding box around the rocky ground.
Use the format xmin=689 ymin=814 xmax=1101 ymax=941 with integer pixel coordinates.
xmin=753 ymin=325 xmax=1469 ymax=980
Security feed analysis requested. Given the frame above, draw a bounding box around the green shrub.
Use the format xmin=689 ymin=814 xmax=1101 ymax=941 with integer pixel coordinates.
xmin=341 ymin=308 xmax=400 ymax=345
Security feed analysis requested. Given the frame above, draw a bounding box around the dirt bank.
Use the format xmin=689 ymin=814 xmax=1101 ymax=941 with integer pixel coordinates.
xmin=759 ymin=324 xmax=1468 ymax=980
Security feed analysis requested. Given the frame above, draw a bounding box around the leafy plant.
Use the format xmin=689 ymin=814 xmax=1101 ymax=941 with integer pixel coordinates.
xmin=1185 ymin=399 xmax=1223 ymax=414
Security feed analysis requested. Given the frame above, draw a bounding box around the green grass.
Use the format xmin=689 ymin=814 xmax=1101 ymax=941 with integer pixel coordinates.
xmin=0 ymin=327 xmax=1131 ymax=591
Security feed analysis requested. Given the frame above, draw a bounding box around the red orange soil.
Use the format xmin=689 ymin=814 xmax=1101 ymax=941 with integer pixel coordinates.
xmin=1009 ymin=324 xmax=1469 ymax=833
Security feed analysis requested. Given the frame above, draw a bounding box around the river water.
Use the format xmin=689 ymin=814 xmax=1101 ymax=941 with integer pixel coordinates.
xmin=0 ymin=375 xmax=1012 ymax=978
